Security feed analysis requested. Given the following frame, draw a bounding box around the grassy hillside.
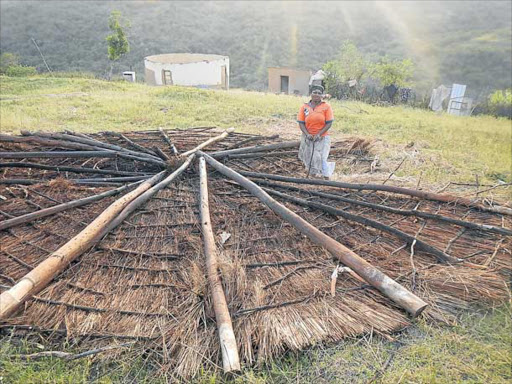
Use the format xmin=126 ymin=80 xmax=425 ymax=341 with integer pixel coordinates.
xmin=1 ymin=75 xmax=511 ymax=191
xmin=1 ymin=1 xmax=511 ymax=94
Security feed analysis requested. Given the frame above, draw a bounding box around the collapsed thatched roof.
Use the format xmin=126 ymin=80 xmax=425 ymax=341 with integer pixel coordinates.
xmin=0 ymin=128 xmax=510 ymax=379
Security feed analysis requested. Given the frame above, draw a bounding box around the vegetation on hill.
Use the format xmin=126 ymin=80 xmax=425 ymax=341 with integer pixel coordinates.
xmin=0 ymin=1 xmax=510 ymax=98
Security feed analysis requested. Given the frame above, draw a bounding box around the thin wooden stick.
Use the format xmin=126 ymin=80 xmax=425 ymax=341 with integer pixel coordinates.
xmin=254 ymin=180 xmax=512 ymax=236
xmin=23 ymin=131 xmax=163 ymax=162
xmin=198 ymin=156 xmax=240 ymax=373
xmin=225 ymin=134 xmax=279 ymax=150
xmin=110 ymin=132 xmax=159 ymax=157
xmin=152 ymin=146 xmax=171 ymax=161
xmin=211 ymin=140 xmax=299 ymax=158
xmin=180 ymin=128 xmax=235 ymax=157
xmin=16 ymin=342 xmax=134 ymax=361
xmin=158 ymin=127 xmax=179 ymax=155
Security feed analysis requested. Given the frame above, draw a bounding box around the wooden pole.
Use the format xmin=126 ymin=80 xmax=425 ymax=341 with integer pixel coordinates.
xmin=255 ymin=180 xmax=512 ymax=236
xmin=210 ymin=140 xmax=299 ymax=159
xmin=0 ymin=182 xmax=139 ymax=231
xmin=0 ymin=172 xmax=166 ymax=320
xmin=0 ymin=162 xmax=144 ymax=176
xmin=262 ymin=187 xmax=460 ymax=264
xmin=22 ymin=131 xmax=163 ymax=163
xmin=180 ymin=128 xmax=236 ymax=157
xmin=158 ymin=127 xmax=179 ymax=155
xmin=0 ymin=150 xmax=165 ymax=167
xmin=225 ymin=134 xmax=279 ymax=150
xmin=21 ymin=131 xmax=166 ymax=167
xmin=198 ymin=156 xmax=240 ymax=372
xmin=200 ymin=152 xmax=428 ymax=317
xmin=108 ymin=132 xmax=159 ymax=157
xmin=238 ymin=171 xmax=512 ymax=216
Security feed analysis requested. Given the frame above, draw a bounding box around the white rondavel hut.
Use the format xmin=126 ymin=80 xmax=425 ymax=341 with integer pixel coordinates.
xmin=144 ymin=53 xmax=229 ymax=89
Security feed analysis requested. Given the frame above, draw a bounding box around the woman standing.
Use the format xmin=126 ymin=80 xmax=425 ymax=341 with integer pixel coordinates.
xmin=297 ymin=85 xmax=334 ymax=178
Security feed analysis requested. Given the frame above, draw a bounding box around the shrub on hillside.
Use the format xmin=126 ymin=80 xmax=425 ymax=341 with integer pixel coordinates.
xmin=1 ymin=52 xmax=37 ymax=77
xmin=5 ymin=65 xmax=38 ymax=77
xmin=474 ymin=89 xmax=512 ymax=119
xmin=488 ymin=89 xmax=512 ymax=118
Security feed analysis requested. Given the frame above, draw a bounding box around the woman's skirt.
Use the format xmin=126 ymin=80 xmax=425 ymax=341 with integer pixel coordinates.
xmin=298 ymin=134 xmax=335 ymax=177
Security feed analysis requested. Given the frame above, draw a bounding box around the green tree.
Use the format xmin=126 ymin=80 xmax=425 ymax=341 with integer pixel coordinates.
xmin=368 ymin=57 xmax=415 ymax=88
xmin=322 ymin=41 xmax=368 ymax=99
xmin=105 ymin=10 xmax=130 ymax=80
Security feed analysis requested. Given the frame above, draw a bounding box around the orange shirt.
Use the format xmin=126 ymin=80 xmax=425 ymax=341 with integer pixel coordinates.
xmin=297 ymin=101 xmax=334 ymax=136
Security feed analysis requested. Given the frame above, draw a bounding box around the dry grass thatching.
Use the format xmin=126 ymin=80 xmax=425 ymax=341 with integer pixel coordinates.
xmin=0 ymin=128 xmax=510 ymax=379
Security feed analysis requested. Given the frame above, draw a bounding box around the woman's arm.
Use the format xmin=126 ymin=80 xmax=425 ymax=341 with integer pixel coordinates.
xmin=298 ymin=122 xmax=313 ymax=140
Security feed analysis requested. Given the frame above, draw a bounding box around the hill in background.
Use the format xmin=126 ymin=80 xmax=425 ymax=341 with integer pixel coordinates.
xmin=1 ymin=1 xmax=511 ymax=97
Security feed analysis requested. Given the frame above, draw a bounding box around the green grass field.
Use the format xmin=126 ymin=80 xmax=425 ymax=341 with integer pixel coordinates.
xmin=0 ymin=75 xmax=511 ymax=383
xmin=1 ymin=75 xmax=511 ymax=188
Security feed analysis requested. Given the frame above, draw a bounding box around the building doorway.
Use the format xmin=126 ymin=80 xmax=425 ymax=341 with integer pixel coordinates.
xmin=221 ymin=65 xmax=227 ymax=89
xmin=280 ymin=76 xmax=289 ymax=94
xmin=162 ymin=70 xmax=173 ymax=85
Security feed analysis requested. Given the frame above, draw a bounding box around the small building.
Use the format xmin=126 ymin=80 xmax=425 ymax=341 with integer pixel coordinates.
xmin=144 ymin=53 xmax=229 ymax=89
xmin=268 ymin=67 xmax=311 ymax=95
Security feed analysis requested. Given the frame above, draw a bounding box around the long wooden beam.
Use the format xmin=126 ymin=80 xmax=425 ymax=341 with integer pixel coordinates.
xmin=0 ymin=150 xmax=165 ymax=167
xmin=262 ymin=187 xmax=460 ymax=263
xmin=255 ymin=180 xmax=512 ymax=236
xmin=22 ymin=131 xmax=163 ymax=163
xmin=200 ymin=152 xmax=428 ymax=317
xmin=0 ymin=172 xmax=166 ymax=320
xmin=0 ymin=162 xmax=144 ymax=176
xmin=198 ymin=156 xmax=240 ymax=373
xmin=238 ymin=171 xmax=512 ymax=216
xmin=210 ymin=140 xmax=299 ymax=159
xmin=0 ymin=182 xmax=141 ymax=231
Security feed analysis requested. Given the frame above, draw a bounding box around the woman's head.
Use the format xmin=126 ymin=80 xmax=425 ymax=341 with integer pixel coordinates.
xmin=311 ymin=85 xmax=324 ymax=102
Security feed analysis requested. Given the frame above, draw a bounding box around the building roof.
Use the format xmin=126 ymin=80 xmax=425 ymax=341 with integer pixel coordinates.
xmin=144 ymin=53 xmax=228 ymax=64
xmin=267 ymin=67 xmax=311 ymax=72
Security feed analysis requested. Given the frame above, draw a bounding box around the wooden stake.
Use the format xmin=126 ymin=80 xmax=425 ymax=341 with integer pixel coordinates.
xmin=198 ymin=156 xmax=241 ymax=372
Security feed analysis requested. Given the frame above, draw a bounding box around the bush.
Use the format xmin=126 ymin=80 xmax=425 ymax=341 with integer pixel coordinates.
xmin=5 ymin=65 xmax=38 ymax=77
xmin=0 ymin=52 xmax=19 ymax=74
xmin=474 ymin=89 xmax=512 ymax=119
xmin=488 ymin=89 xmax=512 ymax=118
